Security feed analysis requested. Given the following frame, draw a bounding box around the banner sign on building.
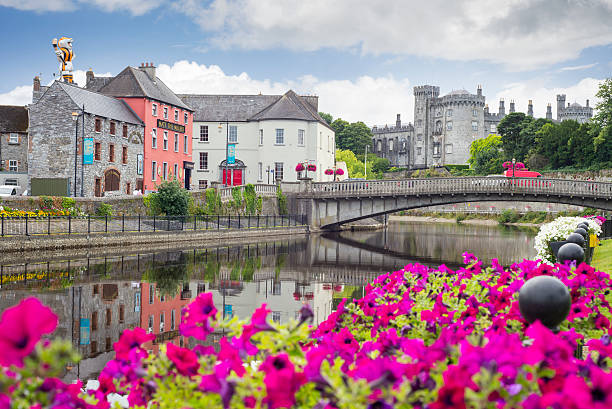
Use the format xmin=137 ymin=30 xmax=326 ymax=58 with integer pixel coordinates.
xmin=227 ymin=144 xmax=236 ymax=164
xmin=224 ymin=304 xmax=233 ymax=318
xmin=157 ymin=119 xmax=185 ymax=133
xmin=137 ymin=154 xmax=143 ymax=175
xmin=83 ymin=138 xmax=94 ymax=164
xmin=79 ymin=318 xmax=90 ymax=345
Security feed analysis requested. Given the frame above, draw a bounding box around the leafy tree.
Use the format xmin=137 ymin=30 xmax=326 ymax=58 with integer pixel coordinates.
xmin=149 ymin=179 xmax=191 ymax=216
xmin=591 ymin=78 xmax=612 ymax=167
xmin=371 ymin=157 xmax=390 ymax=175
xmin=319 ymin=112 xmax=333 ymax=125
xmin=567 ymin=122 xmax=596 ymax=167
xmin=497 ymin=112 xmax=531 ymax=161
xmin=143 ymin=254 xmax=188 ymax=298
xmin=336 ymin=149 xmax=364 ymax=178
xmin=333 ymin=119 xmax=373 ymax=154
xmin=467 ymin=134 xmax=504 ymax=175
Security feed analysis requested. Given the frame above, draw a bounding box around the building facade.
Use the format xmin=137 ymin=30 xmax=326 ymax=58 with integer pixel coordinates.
xmin=556 ymin=94 xmax=593 ymax=123
xmin=89 ymin=64 xmax=194 ymax=193
xmin=371 ymin=114 xmax=412 ymax=168
xmin=0 ymin=105 xmax=28 ymax=188
xmin=29 ymin=80 xmax=144 ymax=197
xmin=180 ymin=90 xmax=335 ymax=188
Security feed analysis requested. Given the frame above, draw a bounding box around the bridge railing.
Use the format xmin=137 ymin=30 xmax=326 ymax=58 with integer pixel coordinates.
xmin=308 ymin=177 xmax=612 ymax=198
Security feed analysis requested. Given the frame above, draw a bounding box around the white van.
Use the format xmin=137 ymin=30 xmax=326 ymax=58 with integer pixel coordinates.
xmin=0 ymin=185 xmax=23 ymax=197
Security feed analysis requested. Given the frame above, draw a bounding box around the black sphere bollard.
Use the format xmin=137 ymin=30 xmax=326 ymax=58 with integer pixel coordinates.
xmin=577 ymin=223 xmax=589 ymax=230
xmin=566 ymin=232 xmax=586 ymax=246
xmin=518 ymin=275 xmax=571 ymax=330
xmin=557 ymin=242 xmax=585 ymax=264
xmin=574 ymin=227 xmax=588 ymax=240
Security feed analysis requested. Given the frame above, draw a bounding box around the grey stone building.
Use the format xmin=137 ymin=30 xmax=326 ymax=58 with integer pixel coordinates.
xmin=29 ymin=79 xmax=144 ymax=197
xmin=0 ymin=105 xmax=28 ymax=188
xmin=556 ymin=94 xmax=593 ymax=123
xmin=371 ymin=114 xmax=412 ymax=167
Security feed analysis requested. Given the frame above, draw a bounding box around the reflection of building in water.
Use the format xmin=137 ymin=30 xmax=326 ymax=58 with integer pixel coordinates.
xmin=312 ymin=283 xmax=334 ymax=325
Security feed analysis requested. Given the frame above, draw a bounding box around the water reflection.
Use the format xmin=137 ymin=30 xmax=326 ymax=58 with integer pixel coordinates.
xmin=0 ymin=221 xmax=536 ymax=382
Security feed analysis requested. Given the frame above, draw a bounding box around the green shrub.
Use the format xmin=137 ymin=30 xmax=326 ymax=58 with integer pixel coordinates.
xmin=498 ymin=209 xmax=520 ymax=224
xmin=149 ymin=179 xmax=191 ymax=216
xmin=276 ymin=187 xmax=288 ymax=215
xmin=96 ymin=203 xmax=113 ymax=217
xmin=243 ymin=184 xmax=258 ymax=215
xmin=456 ymin=213 xmax=466 ymax=223
xmin=39 ymin=196 xmax=54 ymax=210
xmin=204 ymin=188 xmax=223 ymax=215
xmin=61 ymin=197 xmax=76 ymax=209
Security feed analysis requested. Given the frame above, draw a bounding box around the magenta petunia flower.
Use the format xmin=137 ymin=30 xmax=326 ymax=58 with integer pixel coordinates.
xmin=251 ymin=304 xmax=275 ymax=331
xmin=261 ymin=354 xmax=305 ymax=409
xmin=113 ymin=327 xmax=155 ymax=361
xmin=0 ymin=297 xmax=58 ymax=367
xmin=180 ymin=293 xmax=218 ymax=340
xmin=200 ymin=361 xmax=235 ymax=409
xmin=166 ymin=342 xmax=199 ymax=376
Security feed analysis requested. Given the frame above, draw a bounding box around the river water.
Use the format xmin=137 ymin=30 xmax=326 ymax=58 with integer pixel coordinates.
xmin=0 ymin=221 xmax=536 ymax=381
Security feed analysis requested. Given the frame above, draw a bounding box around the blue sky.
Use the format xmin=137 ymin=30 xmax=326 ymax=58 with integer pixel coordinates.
xmin=1 ymin=0 xmax=610 ymax=125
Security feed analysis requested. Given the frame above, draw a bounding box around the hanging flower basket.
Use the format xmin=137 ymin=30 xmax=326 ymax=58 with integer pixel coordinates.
xmin=293 ymin=292 xmax=301 ymax=300
xmin=307 ymin=164 xmax=317 ymax=172
xmin=324 ymin=169 xmax=334 ymax=175
xmin=515 ymin=162 xmax=526 ymax=169
xmin=295 ymin=163 xmax=305 ymax=172
xmin=335 ymin=168 xmax=345 ymax=176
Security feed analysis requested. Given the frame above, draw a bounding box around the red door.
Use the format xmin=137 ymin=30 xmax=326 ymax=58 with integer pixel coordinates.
xmin=232 ymin=169 xmax=242 ymax=186
xmin=222 ymin=169 xmax=232 ymax=186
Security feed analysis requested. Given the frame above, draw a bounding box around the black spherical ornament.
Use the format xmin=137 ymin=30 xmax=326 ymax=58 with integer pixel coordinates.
xmin=577 ymin=223 xmax=589 ymax=230
xmin=566 ymin=232 xmax=585 ymax=246
xmin=518 ymin=275 xmax=571 ymax=329
xmin=557 ymin=242 xmax=585 ymax=264
xmin=574 ymin=227 xmax=588 ymax=239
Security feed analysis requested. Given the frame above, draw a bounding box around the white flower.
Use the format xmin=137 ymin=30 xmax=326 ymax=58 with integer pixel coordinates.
xmin=533 ymin=217 xmax=601 ymax=264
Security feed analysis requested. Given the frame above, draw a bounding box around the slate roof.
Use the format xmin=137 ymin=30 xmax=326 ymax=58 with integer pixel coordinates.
xmin=85 ymin=77 xmax=113 ymax=93
xmin=0 ymin=105 xmax=28 ymax=132
xmin=98 ymin=67 xmax=192 ymax=111
xmin=56 ymin=82 xmax=143 ymax=125
xmin=180 ymin=90 xmax=332 ymax=129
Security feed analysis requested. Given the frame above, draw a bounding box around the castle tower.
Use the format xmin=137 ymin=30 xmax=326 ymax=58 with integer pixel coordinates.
xmin=509 ymin=100 xmax=515 ymax=113
xmin=546 ymin=103 xmax=552 ymax=120
xmin=413 ymin=85 xmax=439 ymax=168
xmin=484 ymin=104 xmax=489 ymax=115
xmin=499 ymin=98 xmax=505 ymax=116
xmin=527 ymin=100 xmax=533 ymax=117
xmin=556 ymin=94 xmax=566 ymax=121
xmin=477 ymin=84 xmax=482 ymax=97
xmin=396 ymin=113 xmax=401 ymax=128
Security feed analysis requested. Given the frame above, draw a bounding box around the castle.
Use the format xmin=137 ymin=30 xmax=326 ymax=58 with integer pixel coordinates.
xmin=372 ymin=86 xmax=593 ymax=169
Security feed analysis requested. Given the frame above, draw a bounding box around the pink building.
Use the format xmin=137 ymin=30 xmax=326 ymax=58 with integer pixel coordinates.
xmin=89 ymin=64 xmax=194 ymax=192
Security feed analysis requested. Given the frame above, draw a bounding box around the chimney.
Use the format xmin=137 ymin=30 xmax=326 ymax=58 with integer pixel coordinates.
xmin=509 ymin=99 xmax=515 ymax=113
xmin=499 ymin=98 xmax=505 ymax=116
xmin=139 ymin=62 xmax=156 ymax=81
xmin=32 ymin=76 xmax=44 ymax=104
xmin=546 ymin=103 xmax=552 ymax=120
xmin=477 ymin=84 xmax=482 ymax=97
xmin=86 ymin=68 xmax=94 ymax=87
xmin=527 ymin=100 xmax=533 ymax=117
xmin=396 ymin=114 xmax=401 ymax=128
xmin=33 ymin=76 xmax=40 ymax=92
xmin=568 ymin=102 xmax=570 ymax=108
xmin=586 ymin=99 xmax=590 ymax=107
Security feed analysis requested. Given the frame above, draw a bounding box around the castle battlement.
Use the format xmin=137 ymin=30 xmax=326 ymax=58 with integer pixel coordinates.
xmin=372 ymin=124 xmax=414 ymax=134
xmin=413 ymin=85 xmax=440 ymax=98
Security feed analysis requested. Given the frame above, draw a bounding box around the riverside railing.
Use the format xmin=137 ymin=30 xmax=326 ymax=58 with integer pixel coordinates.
xmin=217 ymin=184 xmax=278 ymax=201
xmin=0 ymin=214 xmax=306 ymax=238
xmin=309 ymin=177 xmax=612 ymax=199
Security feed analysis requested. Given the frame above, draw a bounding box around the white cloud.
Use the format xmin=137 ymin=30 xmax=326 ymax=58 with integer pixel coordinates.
xmin=559 ymin=63 xmax=598 ymax=71
xmin=174 ymin=0 xmax=612 ymax=70
xmin=0 ymin=0 xmax=73 ymax=11
xmin=79 ymin=0 xmax=164 ymax=15
xmin=0 ymin=0 xmax=163 ymax=14
xmin=156 ymin=61 xmax=414 ymax=125
xmin=493 ymin=77 xmax=602 ymax=118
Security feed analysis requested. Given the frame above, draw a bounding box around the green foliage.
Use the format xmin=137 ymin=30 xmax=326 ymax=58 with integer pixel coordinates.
xmin=143 ymin=255 xmax=189 ymax=298
xmin=332 ymin=119 xmax=373 ymax=154
xmin=204 ymin=188 xmax=223 ymax=215
xmin=149 ymin=179 xmax=191 ymax=216
xmin=336 ymin=149 xmax=365 ymax=178
xmin=319 ymin=111 xmax=333 ymax=125
xmin=143 ymin=194 xmax=160 ymax=215
xmin=61 ymin=197 xmax=75 ymax=209
xmin=39 ymin=196 xmax=54 ymax=210
xmin=467 ymin=134 xmax=504 ymax=175
xmin=371 ymin=157 xmax=390 ymax=175
xmin=243 ymin=184 xmax=258 ymax=215
xmin=498 ymin=209 xmax=520 ymax=224
xmin=276 ymin=187 xmax=288 ymax=215
xmin=96 ymin=203 xmax=113 ymax=217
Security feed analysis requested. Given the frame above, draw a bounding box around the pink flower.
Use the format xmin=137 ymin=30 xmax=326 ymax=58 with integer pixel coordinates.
xmin=180 ymin=293 xmax=218 ymax=340
xmin=0 ymin=298 xmax=57 ymax=367
xmin=113 ymin=327 xmax=154 ymax=361
xmin=251 ymin=304 xmax=275 ymax=331
xmin=261 ymin=354 xmax=305 ymax=409
xmin=166 ymin=342 xmax=199 ymax=376
xmin=200 ymin=361 xmax=235 ymax=409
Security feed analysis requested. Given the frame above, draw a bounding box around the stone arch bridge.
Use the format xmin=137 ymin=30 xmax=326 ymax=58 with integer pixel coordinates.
xmin=292 ymin=177 xmax=612 ymax=230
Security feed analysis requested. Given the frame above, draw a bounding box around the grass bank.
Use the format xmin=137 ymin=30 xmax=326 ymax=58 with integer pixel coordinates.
xmin=592 ymin=239 xmax=612 ymax=273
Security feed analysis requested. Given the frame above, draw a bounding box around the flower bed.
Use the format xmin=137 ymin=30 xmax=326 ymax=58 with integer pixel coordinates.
xmin=534 ymin=216 xmax=602 ymax=264
xmin=0 ymin=207 xmax=71 ymax=218
xmin=1 ymin=255 xmax=612 ymax=408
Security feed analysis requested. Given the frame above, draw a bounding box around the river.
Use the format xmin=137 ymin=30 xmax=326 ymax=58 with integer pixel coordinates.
xmin=0 ymin=221 xmax=536 ymax=381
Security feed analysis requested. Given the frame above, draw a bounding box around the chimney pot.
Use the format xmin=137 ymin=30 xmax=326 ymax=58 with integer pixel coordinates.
xmin=586 ymin=99 xmax=590 ymax=107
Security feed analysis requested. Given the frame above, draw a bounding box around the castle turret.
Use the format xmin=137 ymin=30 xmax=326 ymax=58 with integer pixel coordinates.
xmin=477 ymin=84 xmax=482 ymax=97
xmin=527 ymin=100 xmax=533 ymax=117
xmin=586 ymin=99 xmax=590 ymax=108
xmin=509 ymin=100 xmax=515 ymax=113
xmin=546 ymin=103 xmax=552 ymax=120
xmin=396 ymin=114 xmax=401 ymax=128
xmin=484 ymin=104 xmax=489 ymax=115
xmin=499 ymin=98 xmax=505 ymax=116
xmin=556 ymin=94 xmax=566 ymax=121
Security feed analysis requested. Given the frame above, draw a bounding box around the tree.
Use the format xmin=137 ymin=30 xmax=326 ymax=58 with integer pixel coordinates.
xmin=497 ymin=112 xmax=531 ymax=161
xmin=371 ymin=157 xmax=390 ymax=175
xmin=149 ymin=179 xmax=191 ymax=216
xmin=591 ymin=78 xmax=612 ymax=167
xmin=335 ymin=149 xmax=364 ymax=178
xmin=334 ymin=120 xmax=373 ymax=154
xmin=467 ymin=134 xmax=504 ymax=175
xmin=319 ymin=112 xmax=333 ymax=125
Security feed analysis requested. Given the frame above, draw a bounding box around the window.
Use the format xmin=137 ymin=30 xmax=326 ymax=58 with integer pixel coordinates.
xmin=416 ymin=119 xmax=422 ymax=127
xmin=174 ymin=163 xmax=178 ymax=179
xmin=472 ymin=120 xmax=478 ymax=131
xmin=9 ymin=133 xmax=18 ymax=144
xmin=105 ymin=337 xmax=112 ymax=351
xmin=200 ymin=125 xmax=208 ymax=142
xmin=106 ymin=308 xmax=112 ymax=326
xmin=389 ymin=140 xmax=394 ymax=151
xmin=229 ymin=125 xmax=237 ymax=143
xmin=160 ymin=313 xmax=165 ymax=333
xmin=174 ymin=110 xmax=179 ymax=122
xmin=327 ymin=135 xmax=330 ymax=152
xmin=171 ymin=310 xmax=176 ymax=330
xmin=8 ymin=160 xmax=17 ymax=172
xmin=126 ymin=182 xmax=131 ymax=195
xmin=417 ymin=147 xmax=422 ymax=156
xmin=174 ymin=133 xmax=179 ymax=152
xmin=446 ymin=121 xmax=453 ymax=131
xmin=122 ymin=147 xmax=128 ymax=164
xmin=91 ymin=312 xmax=98 ymax=331
xmin=93 ymin=285 xmax=99 ymax=295
xmin=184 ymin=134 xmax=188 ymax=154
xmin=445 ymin=144 xmax=453 ymax=154
xmin=199 ymin=152 xmax=208 ymax=170
xmin=259 ymin=129 xmax=263 ymax=145
xmin=433 ymin=142 xmax=440 ymax=156
xmin=109 ymin=144 xmax=115 ymax=162
xmin=123 ymin=124 xmax=128 ymax=138
xmin=298 ymin=129 xmax=305 ymax=146
xmin=4 ymin=179 xmax=17 ymax=186
xmin=377 ymin=140 xmax=382 ymax=151
xmin=272 ymin=312 xmax=281 ymax=324
xmin=152 ymin=129 xmax=157 ymax=149
xmin=274 ymin=162 xmax=284 ymax=181
xmin=148 ymin=315 xmax=153 ymax=333
xmin=91 ymin=341 xmax=98 ymax=355
xmin=184 ymin=113 xmax=188 ymax=124
xmin=275 ymin=129 xmax=284 ymax=145
xmin=163 ymin=131 xmax=168 ymax=150
xmin=163 ymin=107 xmax=168 ymax=119
xmin=163 ymin=162 xmax=168 ymax=180
xmin=110 ymin=121 xmax=116 ymax=135
xmin=258 ymin=162 xmax=263 ymax=181
xmin=319 ymin=132 xmax=322 ymax=149
xmin=490 ymin=124 xmax=497 ymax=133
xmin=95 ymin=118 xmax=101 ymax=132
xmin=417 ymin=134 xmax=423 ymax=141
xmin=199 ymin=180 xmax=208 ymax=190
xmin=272 ymin=281 xmax=281 ymax=295
xmin=473 ymin=109 xmax=478 ymax=117
xmin=152 ymin=161 xmax=157 ymax=181
xmin=149 ymin=285 xmax=154 ymax=304
xmin=447 ymin=109 xmax=453 ymax=117
xmin=119 ymin=305 xmax=125 ymax=323
xmin=152 ymin=104 xmax=157 ymax=117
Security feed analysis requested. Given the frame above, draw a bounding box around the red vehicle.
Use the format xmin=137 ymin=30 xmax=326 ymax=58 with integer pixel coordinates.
xmin=503 ymin=169 xmax=542 ymax=178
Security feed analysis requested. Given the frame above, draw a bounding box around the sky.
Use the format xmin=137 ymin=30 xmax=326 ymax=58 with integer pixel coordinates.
xmin=0 ymin=0 xmax=611 ymax=126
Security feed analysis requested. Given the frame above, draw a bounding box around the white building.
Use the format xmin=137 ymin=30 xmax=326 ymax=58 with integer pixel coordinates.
xmin=180 ymin=91 xmax=335 ymax=188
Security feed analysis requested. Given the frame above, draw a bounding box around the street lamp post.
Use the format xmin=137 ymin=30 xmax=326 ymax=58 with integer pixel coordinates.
xmin=364 ymin=145 xmax=368 ymax=179
xmin=512 ymin=157 xmax=516 ymax=188
xmin=72 ymin=105 xmax=85 ymax=197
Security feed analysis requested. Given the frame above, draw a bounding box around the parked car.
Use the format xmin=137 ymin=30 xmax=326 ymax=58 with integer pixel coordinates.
xmin=0 ymin=185 xmax=22 ymax=197
xmin=503 ymin=169 xmax=542 ymax=178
